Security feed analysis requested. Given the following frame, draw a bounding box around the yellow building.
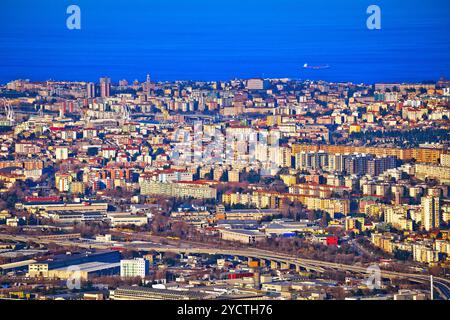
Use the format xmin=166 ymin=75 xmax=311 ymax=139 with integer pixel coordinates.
xmin=223 ymin=190 xmax=349 ymax=215
xmin=365 ymin=204 xmax=384 ymax=218
xmin=280 ymin=174 xmax=297 ymax=187
xmin=412 ymin=244 xmax=439 ymax=264
xmin=415 ymin=164 xmax=450 ymax=183
xmin=228 ymin=169 xmax=240 ymax=183
xmin=349 ymin=124 xmax=361 ymax=134
xmin=441 ymin=154 xmax=450 ymax=167
xmin=55 ymin=173 xmax=74 ymax=192
xmin=345 ymin=217 xmax=365 ymax=232
xmin=371 ymin=233 xmax=395 ymax=254
xmin=292 ymin=144 xmax=443 ymax=164
xmin=70 ymin=181 xmax=85 ymax=194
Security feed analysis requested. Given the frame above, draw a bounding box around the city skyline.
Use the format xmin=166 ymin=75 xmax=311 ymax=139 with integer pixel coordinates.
xmin=0 ymin=76 xmax=449 ymax=302
xmin=0 ymin=0 xmax=449 ymax=306
xmin=1 ymin=74 xmax=448 ymax=86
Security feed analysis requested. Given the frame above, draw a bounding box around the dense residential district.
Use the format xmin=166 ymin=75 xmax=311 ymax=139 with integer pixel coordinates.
xmin=0 ymin=76 xmax=449 ymax=300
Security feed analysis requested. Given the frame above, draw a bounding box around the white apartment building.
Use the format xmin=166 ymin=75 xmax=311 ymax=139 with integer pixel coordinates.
xmin=120 ymin=258 xmax=149 ymax=278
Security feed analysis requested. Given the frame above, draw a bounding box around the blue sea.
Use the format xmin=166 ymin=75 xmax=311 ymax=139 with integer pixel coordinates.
xmin=0 ymin=0 xmax=449 ymax=84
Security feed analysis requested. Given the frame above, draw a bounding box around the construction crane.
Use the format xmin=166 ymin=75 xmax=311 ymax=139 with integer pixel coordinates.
xmin=123 ymin=104 xmax=131 ymax=121
xmin=1 ymin=98 xmax=15 ymax=123
xmin=34 ymin=104 xmax=44 ymax=117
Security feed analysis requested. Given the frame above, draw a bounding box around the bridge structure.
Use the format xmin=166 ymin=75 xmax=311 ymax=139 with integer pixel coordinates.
xmin=1 ymin=233 xmax=449 ymax=299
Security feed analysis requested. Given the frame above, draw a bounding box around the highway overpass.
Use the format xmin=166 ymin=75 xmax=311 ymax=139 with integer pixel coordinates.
xmin=1 ymin=233 xmax=449 ymax=299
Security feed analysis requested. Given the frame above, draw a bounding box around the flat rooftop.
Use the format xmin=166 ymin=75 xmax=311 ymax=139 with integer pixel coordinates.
xmin=53 ymin=262 xmax=120 ymax=273
xmin=220 ymin=229 xmax=266 ymax=236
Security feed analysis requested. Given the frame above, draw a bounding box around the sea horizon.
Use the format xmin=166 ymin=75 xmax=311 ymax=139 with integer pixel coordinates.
xmin=1 ymin=0 xmax=449 ymax=85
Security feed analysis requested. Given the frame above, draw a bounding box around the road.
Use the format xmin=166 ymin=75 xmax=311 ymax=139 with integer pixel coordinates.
xmin=349 ymin=239 xmax=374 ymax=257
xmin=1 ymin=233 xmax=449 ymax=299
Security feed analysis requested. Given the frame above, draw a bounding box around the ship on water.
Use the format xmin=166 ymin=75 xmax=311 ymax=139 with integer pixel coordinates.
xmin=303 ymin=63 xmax=330 ymax=70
